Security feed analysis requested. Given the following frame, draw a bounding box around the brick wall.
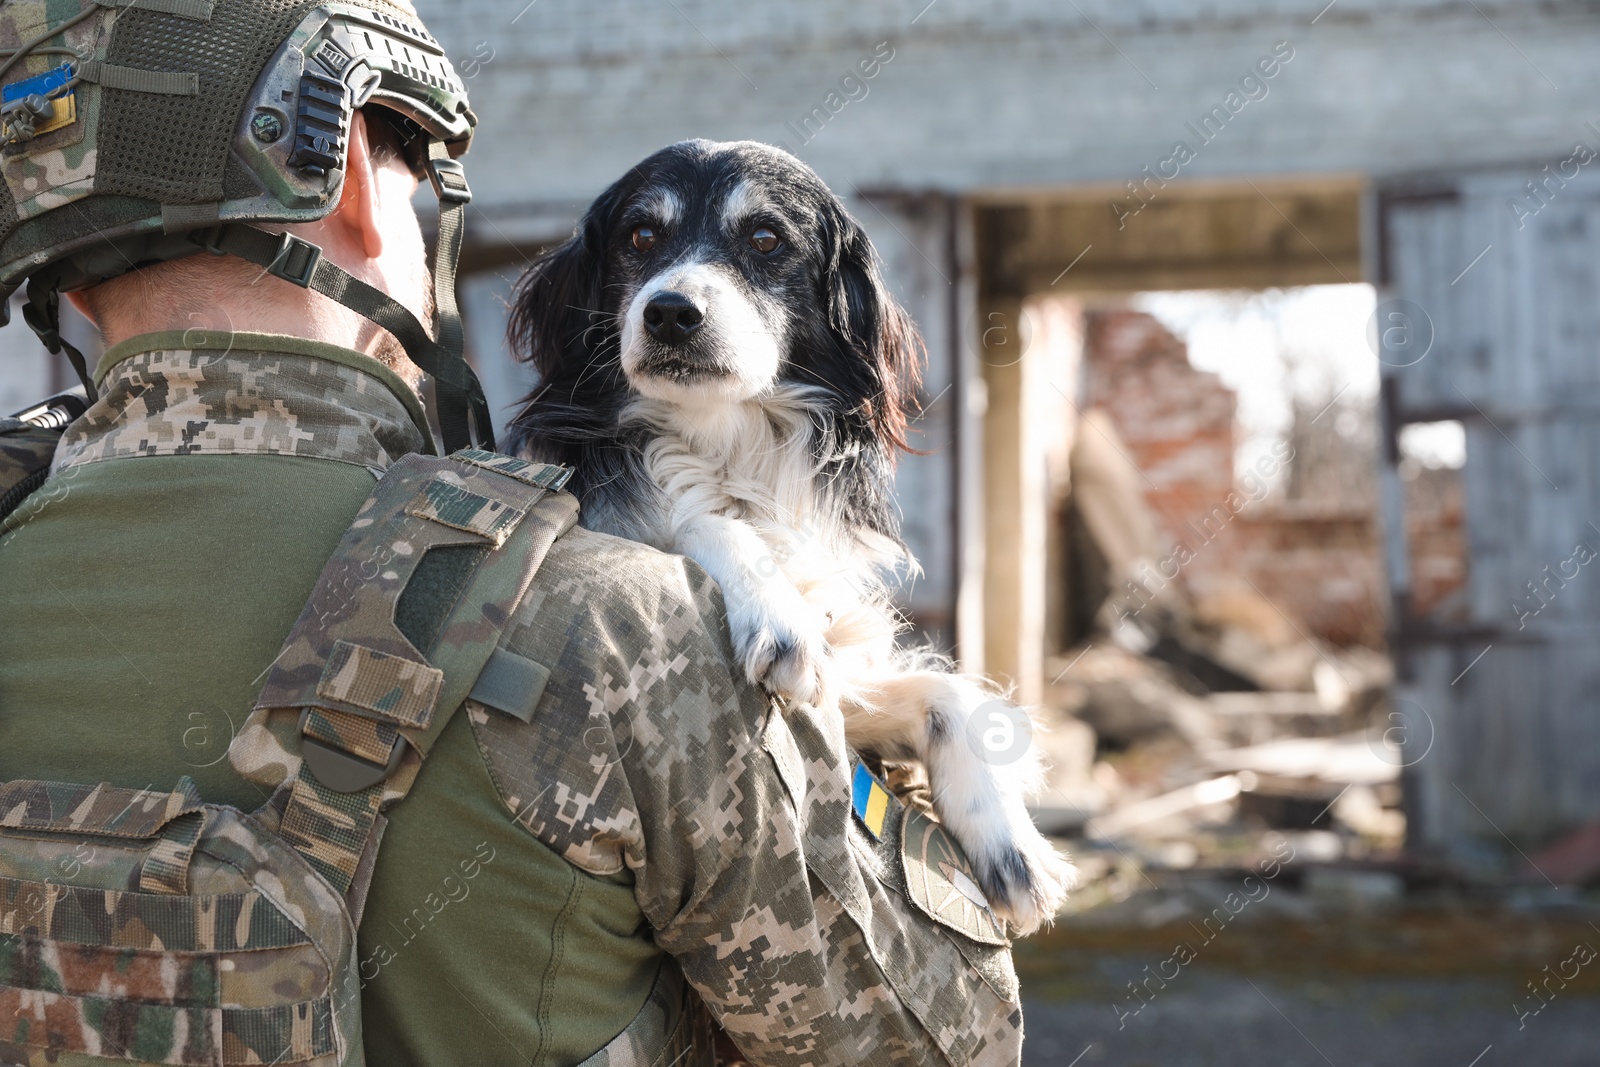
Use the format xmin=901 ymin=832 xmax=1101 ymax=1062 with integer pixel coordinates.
xmin=1404 ymin=465 xmax=1468 ymax=621
xmin=1233 ymin=508 xmax=1388 ymax=648
xmin=1082 ymin=309 xmax=1236 ymax=547
xmin=1081 ymin=308 xmax=1388 ymax=647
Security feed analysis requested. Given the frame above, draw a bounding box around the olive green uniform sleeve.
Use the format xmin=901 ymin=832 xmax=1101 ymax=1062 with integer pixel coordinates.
xmin=469 ymin=527 xmax=1024 ymax=1067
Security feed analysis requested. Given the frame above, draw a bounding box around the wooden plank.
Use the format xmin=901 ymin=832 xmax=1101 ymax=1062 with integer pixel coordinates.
xmin=1384 ymin=166 xmax=1600 ymax=862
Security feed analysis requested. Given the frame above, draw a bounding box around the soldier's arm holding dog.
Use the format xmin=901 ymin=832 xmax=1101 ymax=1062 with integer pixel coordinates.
xmin=470 ymin=525 xmax=1025 ymax=1067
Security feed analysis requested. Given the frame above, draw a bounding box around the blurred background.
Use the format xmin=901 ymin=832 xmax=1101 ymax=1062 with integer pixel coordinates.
xmin=7 ymin=1 xmax=1600 ymax=1062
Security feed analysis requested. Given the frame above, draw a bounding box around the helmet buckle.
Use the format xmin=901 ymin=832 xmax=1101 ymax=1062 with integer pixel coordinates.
xmin=426 ymin=156 xmax=471 ymax=205
xmin=264 ymin=231 xmax=323 ymax=288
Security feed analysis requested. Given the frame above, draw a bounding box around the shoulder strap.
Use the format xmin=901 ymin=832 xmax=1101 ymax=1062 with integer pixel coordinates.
xmin=231 ymin=449 xmax=577 ymax=895
xmin=0 ymin=390 xmax=87 ymax=524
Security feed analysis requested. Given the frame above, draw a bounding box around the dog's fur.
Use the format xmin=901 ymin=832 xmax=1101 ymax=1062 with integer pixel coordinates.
xmin=505 ymin=139 xmax=1074 ymax=932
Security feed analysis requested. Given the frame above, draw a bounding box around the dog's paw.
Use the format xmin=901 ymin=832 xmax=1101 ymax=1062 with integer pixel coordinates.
xmin=727 ymin=585 xmax=830 ymax=705
xmin=950 ymin=806 xmax=1077 ymax=937
xmin=978 ymin=827 xmax=1077 ymax=937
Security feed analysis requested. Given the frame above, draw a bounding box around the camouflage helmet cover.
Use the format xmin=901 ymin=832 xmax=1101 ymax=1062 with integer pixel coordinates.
xmin=0 ymin=0 xmax=475 ymax=291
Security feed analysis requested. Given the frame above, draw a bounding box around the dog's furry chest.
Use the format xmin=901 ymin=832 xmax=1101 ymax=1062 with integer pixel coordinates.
xmin=627 ymin=400 xmax=834 ymax=556
xmin=610 ymin=407 xmax=898 ymax=666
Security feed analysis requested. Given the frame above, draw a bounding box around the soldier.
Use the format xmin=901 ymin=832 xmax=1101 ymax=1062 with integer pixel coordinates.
xmin=0 ymin=1 xmax=1025 ymax=1065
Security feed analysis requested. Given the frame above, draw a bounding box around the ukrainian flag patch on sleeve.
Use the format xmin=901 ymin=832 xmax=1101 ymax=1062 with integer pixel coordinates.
xmin=851 ymin=760 xmax=896 ymax=840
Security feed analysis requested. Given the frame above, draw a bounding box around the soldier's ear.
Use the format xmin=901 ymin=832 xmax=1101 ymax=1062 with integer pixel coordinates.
xmin=333 ymin=111 xmax=386 ymax=261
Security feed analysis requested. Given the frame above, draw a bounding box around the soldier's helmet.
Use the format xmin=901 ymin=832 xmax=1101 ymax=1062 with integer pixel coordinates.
xmin=0 ymin=0 xmax=493 ymax=451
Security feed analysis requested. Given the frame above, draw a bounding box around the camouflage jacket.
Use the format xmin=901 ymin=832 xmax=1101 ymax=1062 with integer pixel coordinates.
xmin=459 ymin=519 xmax=1026 ymax=1066
xmin=0 ymin=332 xmax=1024 ymax=1066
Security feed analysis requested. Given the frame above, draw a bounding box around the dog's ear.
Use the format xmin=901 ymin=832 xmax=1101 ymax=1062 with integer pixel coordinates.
xmin=506 ymin=182 xmax=627 ymax=381
xmin=822 ymin=204 xmax=926 ymax=455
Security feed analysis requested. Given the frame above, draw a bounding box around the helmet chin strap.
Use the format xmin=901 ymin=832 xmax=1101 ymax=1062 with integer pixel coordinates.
xmin=22 ymin=140 xmax=494 ymax=456
xmin=21 ymin=279 xmax=97 ymax=406
xmin=203 ymin=141 xmax=492 ymax=455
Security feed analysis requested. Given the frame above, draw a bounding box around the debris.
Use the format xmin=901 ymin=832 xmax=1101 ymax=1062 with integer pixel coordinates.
xmin=1086 ymin=773 xmax=1253 ymax=840
xmin=1136 ymin=892 xmax=1194 ymax=926
xmin=1142 ymin=840 xmax=1200 ymax=871
xmin=1204 ymin=732 xmax=1400 ymax=786
xmin=1029 ymin=713 xmax=1103 ymax=834
xmin=1046 ymin=644 xmax=1221 ymax=750
xmin=1280 ymin=829 xmax=1345 ymax=864
xmin=1521 ymin=821 xmax=1600 ymax=887
xmin=1201 ymin=690 xmax=1347 ymax=747
xmin=1064 ymin=409 xmax=1170 ymax=618
xmin=1036 ymin=361 xmax=1415 ymax=912
xmin=1194 ymin=585 xmax=1304 ymax=647
xmin=1331 ymin=784 xmax=1406 ymax=846
xmin=1312 ymin=645 xmax=1393 ymax=714
xmin=1238 ymin=781 xmax=1349 ymax=832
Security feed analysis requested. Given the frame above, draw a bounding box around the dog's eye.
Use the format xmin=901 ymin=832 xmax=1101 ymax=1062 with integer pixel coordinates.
xmin=748 ymin=227 xmax=781 ymax=255
xmin=632 ymin=226 xmax=657 ymax=253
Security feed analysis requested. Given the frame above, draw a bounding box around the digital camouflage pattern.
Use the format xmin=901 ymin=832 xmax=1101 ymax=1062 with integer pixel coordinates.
xmin=1 ymin=427 xmax=576 ymax=1065
xmin=451 ymin=448 xmax=575 ymax=493
xmin=233 ymin=449 xmax=573 ymax=895
xmin=402 ymin=474 xmax=527 ymax=546
xmin=466 ymin=521 xmax=1026 ymax=1066
xmin=0 ymin=778 xmax=357 ymax=1067
xmin=0 ymin=0 xmax=474 ymax=287
xmin=244 ymin=454 xmax=572 ymax=753
xmin=2 ymin=333 xmax=1024 ymax=1065
xmin=53 ymin=335 xmax=433 ymax=476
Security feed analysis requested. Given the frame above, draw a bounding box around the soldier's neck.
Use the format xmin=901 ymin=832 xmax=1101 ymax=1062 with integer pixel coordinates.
xmin=68 ymin=233 xmax=425 ymax=390
xmin=97 ymin=285 xmax=380 ymax=359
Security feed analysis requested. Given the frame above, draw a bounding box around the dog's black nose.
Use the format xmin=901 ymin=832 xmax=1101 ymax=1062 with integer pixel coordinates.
xmin=642 ymin=292 xmax=704 ymax=345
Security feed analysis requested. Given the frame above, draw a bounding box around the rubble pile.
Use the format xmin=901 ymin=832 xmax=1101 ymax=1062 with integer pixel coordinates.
xmin=1030 ymin=624 xmax=1409 ymax=919
xmin=1032 ymin=405 xmax=1411 ymax=919
xmin=1035 ymin=625 xmax=1400 ymax=833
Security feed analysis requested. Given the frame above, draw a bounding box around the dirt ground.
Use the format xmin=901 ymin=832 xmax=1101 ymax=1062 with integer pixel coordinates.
xmin=1014 ymin=882 xmax=1600 ymax=1067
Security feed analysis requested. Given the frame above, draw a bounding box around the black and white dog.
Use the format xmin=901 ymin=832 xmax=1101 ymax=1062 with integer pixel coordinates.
xmin=506 ymin=139 xmax=1074 ymax=932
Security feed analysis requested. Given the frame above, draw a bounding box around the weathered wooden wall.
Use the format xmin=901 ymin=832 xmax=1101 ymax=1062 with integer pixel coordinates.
xmin=1381 ymin=165 xmax=1600 ymax=865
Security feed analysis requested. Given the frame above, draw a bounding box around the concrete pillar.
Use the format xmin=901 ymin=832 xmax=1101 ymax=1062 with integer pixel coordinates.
xmin=854 ymin=193 xmax=964 ymax=651
xmin=979 ymin=296 xmax=1043 ymax=705
xmin=976 ymin=292 xmax=1083 ymax=707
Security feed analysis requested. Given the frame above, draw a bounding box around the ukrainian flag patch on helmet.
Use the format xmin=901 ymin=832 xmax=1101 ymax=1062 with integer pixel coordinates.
xmin=2 ymin=64 xmax=77 ymax=138
xmin=851 ymin=761 xmax=895 ymax=840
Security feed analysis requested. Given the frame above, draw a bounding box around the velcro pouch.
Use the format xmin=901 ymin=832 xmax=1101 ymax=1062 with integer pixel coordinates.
xmin=0 ymin=777 xmax=355 ymax=1066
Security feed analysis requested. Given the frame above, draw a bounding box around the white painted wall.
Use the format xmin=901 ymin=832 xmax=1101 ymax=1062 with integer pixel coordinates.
xmin=419 ymin=0 xmax=1600 ymax=218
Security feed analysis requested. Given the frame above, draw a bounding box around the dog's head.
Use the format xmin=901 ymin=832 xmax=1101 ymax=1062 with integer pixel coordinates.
xmin=507 ymin=140 xmax=924 ymax=463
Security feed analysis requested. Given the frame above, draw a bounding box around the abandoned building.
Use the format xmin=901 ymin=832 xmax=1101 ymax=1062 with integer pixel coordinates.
xmin=2 ymin=0 xmax=1596 ymax=878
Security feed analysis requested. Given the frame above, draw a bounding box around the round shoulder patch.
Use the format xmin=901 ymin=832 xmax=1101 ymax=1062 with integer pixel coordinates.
xmin=898 ymin=807 xmax=1009 ymax=945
